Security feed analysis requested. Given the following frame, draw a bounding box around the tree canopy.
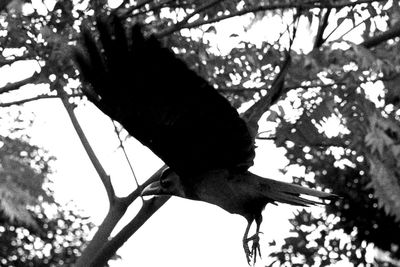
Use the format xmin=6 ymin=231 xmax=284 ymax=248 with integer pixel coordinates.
xmin=1 ymin=0 xmax=400 ymax=266
xmin=0 ymin=133 xmax=93 ymax=266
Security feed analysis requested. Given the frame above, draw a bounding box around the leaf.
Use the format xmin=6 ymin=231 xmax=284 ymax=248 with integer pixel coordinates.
xmin=266 ymin=110 xmax=279 ymax=122
xmin=337 ymin=17 xmax=347 ymax=27
xmin=367 ymin=155 xmax=400 ymax=221
xmin=313 ymin=97 xmax=334 ymax=122
xmin=278 ymin=105 xmax=285 ymax=117
xmin=365 ymin=129 xmax=385 ymax=156
xmin=365 ymin=114 xmax=397 ymax=157
xmin=352 ymin=45 xmax=379 ymax=71
xmin=392 ymin=145 xmax=400 ymax=158
xmin=205 ymin=26 xmax=216 ymax=34
xmin=0 ymin=181 xmax=37 ymax=227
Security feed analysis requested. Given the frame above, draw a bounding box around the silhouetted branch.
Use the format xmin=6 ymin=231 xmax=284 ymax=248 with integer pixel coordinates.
xmin=313 ymin=8 xmax=331 ymax=49
xmin=0 ymin=93 xmax=83 ymax=107
xmin=0 ymin=54 xmax=31 ymax=67
xmin=156 ymin=0 xmax=383 ymax=35
xmin=257 ymin=134 xmax=345 ymax=148
xmin=0 ymin=72 xmax=41 ymax=94
xmin=240 ymin=11 xmax=300 ymax=135
xmin=118 ymin=0 xmax=153 ymax=17
xmin=218 ymin=81 xmax=345 ymax=94
xmin=361 ymin=22 xmax=400 ymax=48
xmin=112 ymin=120 xmax=143 ymax=200
xmin=123 ymin=165 xmax=168 ymax=204
xmin=57 ymin=88 xmax=116 ymax=203
xmin=156 ymin=0 xmax=225 ymax=37
xmin=121 ymin=0 xmax=177 ymax=18
xmin=76 ymin=165 xmax=168 ymax=267
xmin=76 ymin=198 xmax=127 ymax=267
xmin=242 ymin=54 xmax=290 ymax=132
xmin=89 ymin=196 xmax=170 ymax=267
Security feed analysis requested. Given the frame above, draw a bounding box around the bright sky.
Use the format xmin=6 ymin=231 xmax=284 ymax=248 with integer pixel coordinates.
xmin=0 ymin=1 xmax=377 ymax=266
xmin=28 ymin=98 xmax=304 ymax=267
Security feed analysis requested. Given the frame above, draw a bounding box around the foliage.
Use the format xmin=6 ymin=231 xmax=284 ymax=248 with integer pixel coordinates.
xmin=267 ymin=210 xmax=371 ymax=267
xmin=0 ymin=135 xmax=93 ymax=266
xmin=0 ymin=135 xmax=53 ymax=226
xmin=2 ymin=0 xmax=400 ymax=265
xmin=0 ymin=203 xmax=93 ymax=266
xmin=263 ymin=2 xmax=400 ymax=264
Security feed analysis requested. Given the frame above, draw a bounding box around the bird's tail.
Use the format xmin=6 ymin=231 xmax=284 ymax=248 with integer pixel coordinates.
xmin=248 ymin=173 xmax=338 ymax=206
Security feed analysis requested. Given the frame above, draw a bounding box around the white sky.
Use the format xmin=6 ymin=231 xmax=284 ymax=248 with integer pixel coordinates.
xmin=0 ymin=1 xmax=381 ymax=266
xmin=26 ymin=97 xmax=298 ymax=267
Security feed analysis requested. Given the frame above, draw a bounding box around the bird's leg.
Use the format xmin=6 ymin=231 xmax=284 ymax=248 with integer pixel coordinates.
xmin=243 ymin=215 xmax=263 ymax=265
xmin=250 ymin=215 xmax=263 ymax=263
xmin=242 ymin=219 xmax=253 ymax=264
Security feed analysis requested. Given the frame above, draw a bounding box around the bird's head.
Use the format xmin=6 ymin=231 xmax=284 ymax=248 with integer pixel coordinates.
xmin=141 ymin=168 xmax=186 ymax=198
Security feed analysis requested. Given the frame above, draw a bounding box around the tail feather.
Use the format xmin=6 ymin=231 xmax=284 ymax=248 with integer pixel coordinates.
xmin=267 ymin=191 xmax=325 ymax=206
xmin=249 ymin=174 xmax=338 ymax=206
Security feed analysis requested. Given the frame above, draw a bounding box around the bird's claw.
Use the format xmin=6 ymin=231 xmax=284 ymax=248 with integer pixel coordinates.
xmin=243 ymin=232 xmax=263 ymax=265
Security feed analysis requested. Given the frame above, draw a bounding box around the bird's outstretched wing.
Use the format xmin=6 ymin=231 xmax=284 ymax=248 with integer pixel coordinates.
xmin=74 ymin=16 xmax=255 ymax=176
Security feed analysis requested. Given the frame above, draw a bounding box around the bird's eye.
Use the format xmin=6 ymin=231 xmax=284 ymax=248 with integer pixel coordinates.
xmin=160 ymin=178 xmax=171 ymax=188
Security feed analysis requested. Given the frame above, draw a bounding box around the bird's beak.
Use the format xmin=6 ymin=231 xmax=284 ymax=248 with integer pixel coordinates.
xmin=141 ymin=181 xmax=162 ymax=196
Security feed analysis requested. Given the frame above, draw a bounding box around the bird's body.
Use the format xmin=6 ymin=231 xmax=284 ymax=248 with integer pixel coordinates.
xmin=74 ymin=15 xmax=337 ymax=264
xmin=171 ymin=169 xmax=266 ymax=218
xmin=144 ymin=168 xmax=334 ymax=222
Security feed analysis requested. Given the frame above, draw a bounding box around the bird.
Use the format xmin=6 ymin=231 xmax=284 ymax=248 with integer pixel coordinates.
xmin=74 ymin=14 xmax=337 ymax=264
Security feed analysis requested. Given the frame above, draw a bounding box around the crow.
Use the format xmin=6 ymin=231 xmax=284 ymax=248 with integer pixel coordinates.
xmin=74 ymin=15 xmax=337 ymax=264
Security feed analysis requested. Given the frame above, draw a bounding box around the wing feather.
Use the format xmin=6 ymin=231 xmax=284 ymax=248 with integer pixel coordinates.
xmin=74 ymin=15 xmax=255 ymax=176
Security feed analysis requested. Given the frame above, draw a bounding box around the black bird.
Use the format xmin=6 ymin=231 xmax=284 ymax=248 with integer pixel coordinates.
xmin=74 ymin=15 xmax=337 ymax=264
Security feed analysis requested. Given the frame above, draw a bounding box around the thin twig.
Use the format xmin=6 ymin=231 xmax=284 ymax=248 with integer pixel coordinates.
xmin=0 ymin=72 xmax=41 ymax=94
xmin=242 ymin=53 xmax=291 ymax=136
xmin=334 ymin=5 xmax=386 ymax=45
xmin=0 ymin=93 xmax=83 ymax=107
xmin=111 ymin=120 xmax=144 ymax=202
xmin=0 ymin=54 xmax=31 ymax=68
xmin=123 ymin=0 xmax=176 ymax=18
xmin=156 ymin=0 xmax=226 ymax=37
xmin=118 ymin=0 xmax=153 ymax=17
xmin=361 ymin=21 xmax=400 ymax=48
xmin=156 ymin=0 xmax=383 ymax=36
xmin=323 ymin=6 xmax=356 ymax=44
xmin=313 ymin=8 xmax=331 ymax=49
xmin=242 ymin=13 xmax=299 ymax=132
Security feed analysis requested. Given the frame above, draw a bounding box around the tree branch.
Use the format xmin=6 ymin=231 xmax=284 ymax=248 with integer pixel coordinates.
xmin=122 ymin=165 xmax=168 ymax=204
xmin=0 ymin=54 xmax=31 ymax=68
xmin=241 ymin=52 xmax=291 ymax=136
xmin=118 ymin=0 xmax=153 ymax=17
xmin=156 ymin=0 xmax=383 ymax=36
xmin=112 ymin=120 xmax=143 ymax=200
xmin=361 ymin=22 xmax=400 ymax=48
xmin=257 ymin=135 xmax=346 ymax=148
xmin=76 ymin=165 xmax=168 ymax=267
xmin=0 ymin=93 xmax=83 ymax=107
xmin=218 ymin=81 xmax=346 ymax=94
xmin=0 ymin=72 xmax=41 ymax=94
xmin=75 ymin=197 xmax=128 ymax=267
xmin=313 ymin=8 xmax=331 ymax=49
xmin=89 ymin=196 xmax=170 ymax=267
xmin=156 ymin=0 xmax=225 ymax=37
xmin=57 ymin=89 xmax=116 ymax=203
